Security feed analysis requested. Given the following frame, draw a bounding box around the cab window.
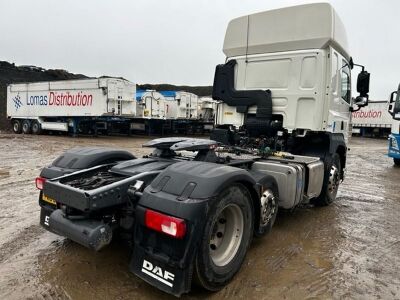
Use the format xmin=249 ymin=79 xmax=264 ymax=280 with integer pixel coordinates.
xmin=341 ymin=61 xmax=351 ymax=103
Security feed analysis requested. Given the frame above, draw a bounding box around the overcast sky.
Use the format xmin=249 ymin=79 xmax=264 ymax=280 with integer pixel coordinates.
xmin=0 ymin=0 xmax=398 ymax=99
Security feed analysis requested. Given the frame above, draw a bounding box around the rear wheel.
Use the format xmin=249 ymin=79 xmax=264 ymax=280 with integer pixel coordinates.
xmin=22 ymin=120 xmax=31 ymax=134
xmin=12 ymin=120 xmax=22 ymax=134
xmin=254 ymin=183 xmax=278 ymax=237
xmin=394 ymin=158 xmax=400 ymax=166
xmin=31 ymin=121 xmax=42 ymax=135
xmin=313 ymin=153 xmax=341 ymax=206
xmin=194 ymin=184 xmax=253 ymax=291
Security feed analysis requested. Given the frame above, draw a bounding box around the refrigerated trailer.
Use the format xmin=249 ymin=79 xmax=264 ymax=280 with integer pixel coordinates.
xmin=7 ymin=78 xmax=136 ymax=135
xmin=36 ymin=3 xmax=370 ymax=297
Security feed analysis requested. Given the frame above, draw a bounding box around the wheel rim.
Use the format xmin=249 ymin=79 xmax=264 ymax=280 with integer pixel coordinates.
xmin=328 ymin=165 xmax=340 ymax=197
xmin=209 ymin=204 xmax=244 ymax=267
xmin=260 ymin=190 xmax=276 ymax=226
xmin=23 ymin=123 xmax=29 ymax=132
xmin=13 ymin=122 xmax=19 ymax=132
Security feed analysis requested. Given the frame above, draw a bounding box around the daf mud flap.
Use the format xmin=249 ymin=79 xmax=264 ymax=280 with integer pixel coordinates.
xmin=130 ymin=245 xmax=193 ymax=297
xmin=40 ymin=208 xmax=112 ymax=251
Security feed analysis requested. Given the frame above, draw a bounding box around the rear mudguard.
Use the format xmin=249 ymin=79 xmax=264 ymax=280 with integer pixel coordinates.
xmin=130 ymin=161 xmax=258 ymax=296
xmin=40 ymin=147 xmax=135 ymax=179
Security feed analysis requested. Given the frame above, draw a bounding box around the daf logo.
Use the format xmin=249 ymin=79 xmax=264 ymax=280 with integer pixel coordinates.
xmin=141 ymin=259 xmax=175 ymax=287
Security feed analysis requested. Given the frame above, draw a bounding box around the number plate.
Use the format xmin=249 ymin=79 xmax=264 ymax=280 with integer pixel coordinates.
xmin=42 ymin=194 xmax=57 ymax=205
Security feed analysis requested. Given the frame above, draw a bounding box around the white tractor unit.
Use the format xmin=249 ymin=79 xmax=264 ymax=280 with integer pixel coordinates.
xmin=36 ymin=3 xmax=370 ymax=297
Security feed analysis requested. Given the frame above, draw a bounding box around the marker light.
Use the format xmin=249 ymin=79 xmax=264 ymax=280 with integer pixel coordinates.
xmin=145 ymin=209 xmax=186 ymax=239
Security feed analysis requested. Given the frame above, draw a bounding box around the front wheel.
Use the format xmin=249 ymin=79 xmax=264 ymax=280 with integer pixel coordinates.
xmin=313 ymin=153 xmax=341 ymax=206
xmin=194 ymin=184 xmax=254 ymax=291
xmin=394 ymin=158 xmax=400 ymax=166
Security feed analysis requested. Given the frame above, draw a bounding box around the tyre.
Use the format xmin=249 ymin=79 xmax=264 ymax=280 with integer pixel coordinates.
xmin=313 ymin=153 xmax=341 ymax=206
xmin=31 ymin=121 xmax=42 ymax=135
xmin=394 ymin=158 xmax=400 ymax=166
xmin=194 ymin=184 xmax=254 ymax=291
xmin=254 ymin=183 xmax=278 ymax=237
xmin=12 ymin=120 xmax=22 ymax=134
xmin=22 ymin=120 xmax=32 ymax=134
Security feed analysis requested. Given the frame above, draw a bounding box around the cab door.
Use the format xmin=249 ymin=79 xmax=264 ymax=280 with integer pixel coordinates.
xmin=328 ymin=47 xmax=351 ymax=142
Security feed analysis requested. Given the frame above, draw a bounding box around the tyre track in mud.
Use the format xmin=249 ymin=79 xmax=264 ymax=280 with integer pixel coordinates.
xmin=0 ymin=224 xmax=44 ymax=263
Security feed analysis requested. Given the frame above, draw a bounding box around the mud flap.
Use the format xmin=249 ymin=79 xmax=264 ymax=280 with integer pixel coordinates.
xmin=129 ymin=245 xmax=193 ymax=297
xmin=40 ymin=206 xmax=56 ymax=232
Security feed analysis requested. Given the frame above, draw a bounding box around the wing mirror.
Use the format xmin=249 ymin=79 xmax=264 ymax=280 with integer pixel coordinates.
xmin=354 ymin=95 xmax=368 ymax=107
xmin=356 ymin=70 xmax=370 ymax=99
xmin=348 ymin=58 xmax=370 ymax=112
xmin=389 ymin=83 xmax=400 ymax=120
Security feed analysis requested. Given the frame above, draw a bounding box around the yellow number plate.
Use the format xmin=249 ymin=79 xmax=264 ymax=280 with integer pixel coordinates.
xmin=42 ymin=194 xmax=57 ymax=205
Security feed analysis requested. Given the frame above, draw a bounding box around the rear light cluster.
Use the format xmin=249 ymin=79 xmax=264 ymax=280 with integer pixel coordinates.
xmin=35 ymin=177 xmax=46 ymax=190
xmin=145 ymin=209 xmax=186 ymax=239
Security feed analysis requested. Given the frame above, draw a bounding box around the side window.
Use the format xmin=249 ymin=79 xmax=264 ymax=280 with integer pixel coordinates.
xmin=341 ymin=60 xmax=351 ymax=103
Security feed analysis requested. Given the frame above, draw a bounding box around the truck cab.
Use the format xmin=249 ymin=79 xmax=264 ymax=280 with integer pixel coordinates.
xmin=388 ymin=84 xmax=400 ymax=165
xmin=212 ymin=3 xmax=370 ymax=205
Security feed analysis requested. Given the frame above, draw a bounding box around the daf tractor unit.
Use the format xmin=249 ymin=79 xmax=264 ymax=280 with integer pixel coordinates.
xmin=388 ymin=84 xmax=400 ymax=165
xmin=35 ymin=3 xmax=370 ymax=296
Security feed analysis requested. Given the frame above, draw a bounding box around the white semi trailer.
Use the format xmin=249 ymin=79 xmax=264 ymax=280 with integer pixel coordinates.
xmin=135 ymin=90 xmax=166 ymax=119
xmin=351 ymin=101 xmax=392 ymax=137
xmin=162 ymin=91 xmax=199 ymax=120
xmin=7 ymin=78 xmax=136 ymax=135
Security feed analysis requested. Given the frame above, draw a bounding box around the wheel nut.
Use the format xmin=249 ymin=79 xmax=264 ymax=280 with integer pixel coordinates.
xmin=210 ymin=244 xmax=217 ymax=250
xmin=217 ymin=232 xmax=223 ymax=238
xmin=219 ymin=218 xmax=226 ymax=224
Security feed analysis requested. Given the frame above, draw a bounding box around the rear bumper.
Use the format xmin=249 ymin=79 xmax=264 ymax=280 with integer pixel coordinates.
xmin=40 ymin=207 xmax=112 ymax=251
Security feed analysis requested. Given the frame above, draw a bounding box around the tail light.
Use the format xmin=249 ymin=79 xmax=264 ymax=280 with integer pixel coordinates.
xmin=35 ymin=177 xmax=46 ymax=190
xmin=145 ymin=209 xmax=186 ymax=239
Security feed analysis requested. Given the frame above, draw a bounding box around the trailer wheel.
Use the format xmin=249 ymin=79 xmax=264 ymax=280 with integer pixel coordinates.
xmin=194 ymin=183 xmax=253 ymax=291
xmin=394 ymin=158 xmax=400 ymax=166
xmin=22 ymin=120 xmax=32 ymax=134
xmin=313 ymin=153 xmax=341 ymax=206
xmin=12 ymin=120 xmax=22 ymax=134
xmin=31 ymin=121 xmax=42 ymax=135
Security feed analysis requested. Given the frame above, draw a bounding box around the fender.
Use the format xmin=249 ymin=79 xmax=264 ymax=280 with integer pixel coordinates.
xmin=40 ymin=147 xmax=135 ymax=179
xmin=131 ymin=161 xmax=258 ymax=296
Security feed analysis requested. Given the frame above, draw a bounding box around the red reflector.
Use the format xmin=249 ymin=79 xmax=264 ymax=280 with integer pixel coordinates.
xmin=35 ymin=177 xmax=46 ymax=190
xmin=145 ymin=209 xmax=186 ymax=239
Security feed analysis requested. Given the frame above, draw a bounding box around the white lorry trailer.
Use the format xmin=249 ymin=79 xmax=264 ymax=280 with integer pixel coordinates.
xmin=162 ymin=91 xmax=199 ymax=120
xmin=135 ymin=90 xmax=166 ymax=120
xmin=352 ymin=101 xmax=392 ymax=137
xmin=7 ymin=78 xmax=136 ymax=135
xmin=36 ymin=3 xmax=370 ymax=296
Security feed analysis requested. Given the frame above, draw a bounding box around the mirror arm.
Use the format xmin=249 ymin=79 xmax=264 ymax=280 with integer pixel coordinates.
xmin=352 ymin=63 xmax=365 ymax=72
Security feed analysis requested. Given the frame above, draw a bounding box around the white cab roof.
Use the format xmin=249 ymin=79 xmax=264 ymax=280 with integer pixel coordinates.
xmin=223 ymin=3 xmax=349 ymax=60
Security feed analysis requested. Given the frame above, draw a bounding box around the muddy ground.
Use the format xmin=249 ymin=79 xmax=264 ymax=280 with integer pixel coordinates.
xmin=0 ymin=134 xmax=399 ymax=299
